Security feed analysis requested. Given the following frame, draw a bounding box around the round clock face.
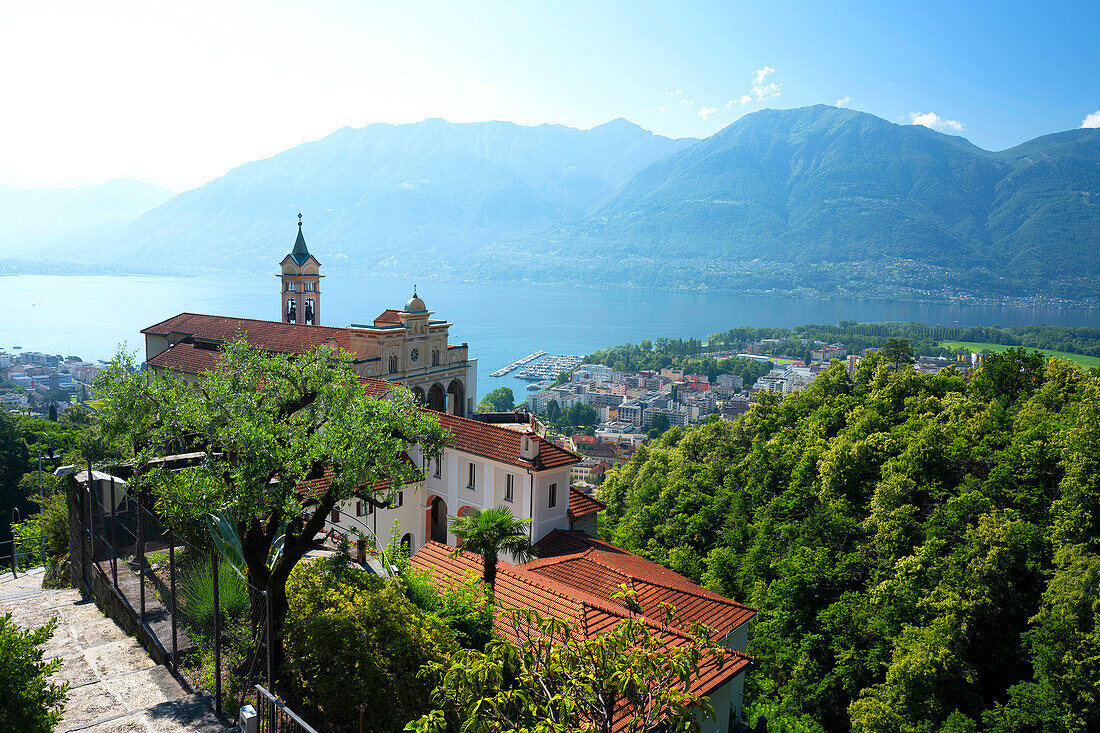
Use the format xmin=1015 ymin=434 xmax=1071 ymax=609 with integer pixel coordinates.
xmin=410 ymin=348 xmax=420 ymax=363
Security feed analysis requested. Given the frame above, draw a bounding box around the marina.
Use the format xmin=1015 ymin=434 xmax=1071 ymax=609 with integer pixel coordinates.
xmin=515 ymin=354 xmax=585 ymax=381
xmin=489 ymin=350 xmax=547 ymax=377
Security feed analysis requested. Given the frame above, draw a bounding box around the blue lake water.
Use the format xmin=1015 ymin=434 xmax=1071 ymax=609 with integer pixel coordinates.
xmin=3 ymin=274 xmax=1097 ymax=401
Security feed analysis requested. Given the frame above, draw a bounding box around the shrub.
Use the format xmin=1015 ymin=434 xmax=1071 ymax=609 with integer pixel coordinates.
xmin=285 ymin=557 xmax=455 ymax=733
xmin=435 ymin=575 xmax=494 ymax=650
xmin=0 ymin=613 xmax=68 ymax=733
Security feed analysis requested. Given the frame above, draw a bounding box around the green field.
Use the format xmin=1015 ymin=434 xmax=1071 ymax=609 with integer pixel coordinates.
xmin=940 ymin=341 xmax=1100 ymax=369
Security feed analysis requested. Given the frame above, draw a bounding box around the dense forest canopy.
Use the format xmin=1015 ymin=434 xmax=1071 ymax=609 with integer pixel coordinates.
xmin=598 ymin=350 xmax=1100 ymax=732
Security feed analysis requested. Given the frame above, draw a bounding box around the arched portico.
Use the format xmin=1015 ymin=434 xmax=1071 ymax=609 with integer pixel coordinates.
xmin=428 ymin=383 xmax=445 ymax=412
xmin=411 ymin=386 xmax=425 ymax=404
xmin=447 ymin=379 xmax=465 ymax=416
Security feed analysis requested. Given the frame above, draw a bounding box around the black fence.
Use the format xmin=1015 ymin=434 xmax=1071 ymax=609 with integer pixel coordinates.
xmin=72 ymin=472 xmax=273 ymax=720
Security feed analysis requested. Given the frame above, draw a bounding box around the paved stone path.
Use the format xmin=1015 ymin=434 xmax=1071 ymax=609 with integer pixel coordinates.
xmin=0 ymin=567 xmax=231 ymax=733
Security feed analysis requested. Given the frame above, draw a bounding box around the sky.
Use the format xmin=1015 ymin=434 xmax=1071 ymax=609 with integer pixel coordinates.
xmin=2 ymin=0 xmax=1098 ymax=192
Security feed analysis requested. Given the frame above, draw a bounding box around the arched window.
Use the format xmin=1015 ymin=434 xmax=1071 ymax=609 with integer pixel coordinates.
xmin=431 ymin=350 xmax=439 ymax=366
xmin=388 ymin=355 xmax=398 ymax=373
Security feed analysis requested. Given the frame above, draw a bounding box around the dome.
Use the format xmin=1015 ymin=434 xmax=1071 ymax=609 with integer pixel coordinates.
xmin=404 ymin=289 xmax=426 ymax=313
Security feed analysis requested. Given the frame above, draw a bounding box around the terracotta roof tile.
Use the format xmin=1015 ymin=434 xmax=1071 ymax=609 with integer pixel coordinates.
xmin=143 ymin=313 xmax=353 ymax=354
xmin=296 ymin=453 xmax=420 ymax=502
xmin=409 ymin=541 xmax=753 ymax=732
xmin=568 ymin=488 xmax=605 ymax=519
xmin=428 ymin=411 xmax=581 ymax=471
xmin=530 ymin=530 xmax=757 ymax=638
xmin=373 ymin=309 xmax=402 ymax=325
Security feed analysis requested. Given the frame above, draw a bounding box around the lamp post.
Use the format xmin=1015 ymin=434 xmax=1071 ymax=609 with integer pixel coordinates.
xmin=37 ymin=433 xmax=59 ymax=562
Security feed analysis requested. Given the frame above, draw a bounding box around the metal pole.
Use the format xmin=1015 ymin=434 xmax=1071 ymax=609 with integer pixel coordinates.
xmin=85 ymin=459 xmax=92 ymax=585
xmin=110 ymin=476 xmax=118 ymax=590
xmin=213 ymin=552 xmax=222 ymax=716
xmin=360 ymin=703 xmax=369 ymax=733
xmin=169 ymin=528 xmax=177 ymax=670
xmin=10 ymin=508 xmax=19 ymax=576
xmin=137 ymin=489 xmax=145 ymax=622
xmin=265 ymin=589 xmax=274 ymax=691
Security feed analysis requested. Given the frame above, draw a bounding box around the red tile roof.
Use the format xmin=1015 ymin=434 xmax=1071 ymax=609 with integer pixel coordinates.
xmin=373 ymin=309 xmax=402 ymax=326
xmin=429 ymin=411 xmax=581 ymax=471
xmin=568 ymin=488 xmax=605 ymax=519
xmin=530 ymin=530 xmax=756 ymax=638
xmin=143 ymin=313 xmax=353 ymax=354
xmin=409 ymin=541 xmax=753 ymax=729
xmin=146 ymin=338 xmax=220 ymax=375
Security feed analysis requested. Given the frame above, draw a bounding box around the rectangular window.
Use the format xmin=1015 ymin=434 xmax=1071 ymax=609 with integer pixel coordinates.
xmin=505 ymin=474 xmax=514 ymax=502
xmin=434 ymin=457 xmax=441 ymax=478
xmin=396 ymin=491 xmax=404 ymax=508
xmin=468 ymin=463 xmax=476 ymax=489
xmin=548 ymin=483 xmax=557 ymax=509
xmin=356 ymin=501 xmax=363 ymax=517
xmin=330 ymin=508 xmax=340 ymax=523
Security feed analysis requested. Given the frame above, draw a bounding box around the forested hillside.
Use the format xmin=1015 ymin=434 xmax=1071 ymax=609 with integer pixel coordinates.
xmin=599 ymin=351 xmax=1100 ymax=732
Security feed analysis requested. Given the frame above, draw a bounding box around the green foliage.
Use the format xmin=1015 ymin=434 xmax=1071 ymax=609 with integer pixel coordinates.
xmin=93 ymin=339 xmax=450 ymax=663
xmin=9 ymin=490 xmax=68 ymax=568
xmin=284 ymin=556 xmax=455 ymax=733
xmin=585 ymin=338 xmax=774 ymax=383
xmin=477 ymin=386 xmax=515 ymax=413
xmin=0 ymin=613 xmax=68 ymax=733
xmin=448 ymin=505 xmax=536 ymax=590
xmin=407 ymin=608 xmax=723 ymax=733
xmin=599 ymin=353 xmax=1100 ymax=731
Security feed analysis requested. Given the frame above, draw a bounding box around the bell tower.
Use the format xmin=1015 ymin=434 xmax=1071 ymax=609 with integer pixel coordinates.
xmin=279 ymin=214 xmax=322 ymax=325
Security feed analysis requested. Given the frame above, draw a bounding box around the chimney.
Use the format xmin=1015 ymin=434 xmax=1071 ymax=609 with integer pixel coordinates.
xmin=520 ymin=434 xmax=540 ymax=461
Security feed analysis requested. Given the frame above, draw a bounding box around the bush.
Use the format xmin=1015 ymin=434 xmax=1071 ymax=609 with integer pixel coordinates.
xmin=436 ymin=575 xmax=494 ymax=650
xmin=9 ymin=489 xmax=69 ymax=569
xmin=285 ymin=557 xmax=455 ymax=733
xmin=0 ymin=613 xmax=68 ymax=733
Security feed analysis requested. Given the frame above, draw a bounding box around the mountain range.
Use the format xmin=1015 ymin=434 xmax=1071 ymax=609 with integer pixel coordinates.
xmin=7 ymin=107 xmax=1099 ymax=300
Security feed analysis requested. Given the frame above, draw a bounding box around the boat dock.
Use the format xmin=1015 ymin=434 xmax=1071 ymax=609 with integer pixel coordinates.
xmin=515 ymin=354 xmax=585 ymax=381
xmin=489 ymin=350 xmax=548 ymax=377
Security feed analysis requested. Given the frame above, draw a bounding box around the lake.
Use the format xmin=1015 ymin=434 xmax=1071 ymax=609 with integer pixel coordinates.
xmin=3 ymin=274 xmax=1097 ymax=402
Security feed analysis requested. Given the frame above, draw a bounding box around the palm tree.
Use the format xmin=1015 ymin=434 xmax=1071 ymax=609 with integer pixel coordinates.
xmin=448 ymin=505 xmax=537 ymax=591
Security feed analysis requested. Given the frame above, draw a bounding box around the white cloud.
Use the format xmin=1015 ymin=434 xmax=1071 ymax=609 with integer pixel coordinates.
xmin=1081 ymin=110 xmax=1100 ymax=128
xmin=555 ymin=103 xmax=570 ymax=115
xmin=676 ymin=88 xmax=683 ymax=95
xmin=752 ymin=66 xmax=775 ymax=86
xmin=680 ymin=98 xmax=695 ymax=107
xmin=658 ymin=105 xmax=667 ymax=113
xmin=479 ymin=81 xmax=494 ymax=95
xmin=750 ymin=66 xmax=781 ymax=101
xmin=698 ymin=105 xmax=718 ymax=120
xmin=836 ymin=96 xmax=850 ymax=107
xmin=910 ymin=111 xmax=965 ymax=132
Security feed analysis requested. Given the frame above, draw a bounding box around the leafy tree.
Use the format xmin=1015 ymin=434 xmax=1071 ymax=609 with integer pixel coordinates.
xmin=448 ymin=505 xmax=536 ymax=591
xmin=598 ymin=353 xmax=1100 ymax=732
xmin=477 ymin=386 xmax=515 ymax=413
xmin=545 ymin=400 xmax=562 ymax=423
xmin=284 ymin=555 xmax=455 ymax=732
xmin=93 ymin=339 xmax=449 ymax=674
xmin=407 ymin=609 xmax=724 ymax=733
xmin=0 ymin=614 xmax=68 ymax=733
xmin=881 ymin=338 xmax=915 ymax=370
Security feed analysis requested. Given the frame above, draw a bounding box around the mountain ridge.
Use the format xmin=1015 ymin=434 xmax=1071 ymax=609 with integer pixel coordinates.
xmin=8 ymin=109 xmax=1100 ymax=301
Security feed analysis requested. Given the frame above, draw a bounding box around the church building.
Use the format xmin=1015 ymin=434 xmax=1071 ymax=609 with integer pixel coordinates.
xmin=144 ymin=217 xmax=476 ymax=417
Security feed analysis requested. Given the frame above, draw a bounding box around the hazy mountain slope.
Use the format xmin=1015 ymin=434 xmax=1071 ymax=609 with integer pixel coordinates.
xmin=0 ymin=178 xmax=174 ymax=259
xmin=500 ymin=106 xmax=1099 ymax=296
xmin=111 ymin=119 xmax=695 ymax=274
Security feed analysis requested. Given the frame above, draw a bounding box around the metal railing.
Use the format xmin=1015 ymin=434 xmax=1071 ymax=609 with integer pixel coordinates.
xmin=2 ymin=534 xmax=47 ymax=576
xmin=252 ymin=685 xmax=319 ymax=733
